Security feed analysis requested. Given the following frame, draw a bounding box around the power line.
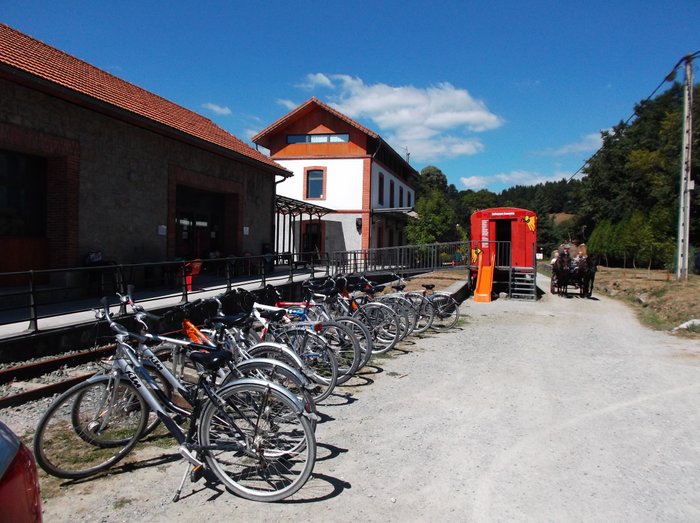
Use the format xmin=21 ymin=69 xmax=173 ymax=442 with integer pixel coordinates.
xmin=567 ymin=51 xmax=700 ymax=183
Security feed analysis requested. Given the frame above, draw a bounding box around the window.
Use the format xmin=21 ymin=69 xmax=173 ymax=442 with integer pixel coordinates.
xmin=305 ymin=168 xmax=325 ymax=199
xmin=408 ymin=191 xmax=412 ymax=207
xmin=287 ymin=133 xmax=349 ymax=144
xmin=389 ymin=180 xmax=395 ymax=207
xmin=378 ymin=173 xmax=384 ymax=205
xmin=399 ymin=187 xmax=404 ymax=207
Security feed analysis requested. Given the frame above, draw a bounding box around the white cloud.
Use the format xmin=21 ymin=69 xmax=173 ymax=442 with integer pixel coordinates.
xmin=494 ymin=170 xmax=567 ymax=186
xmin=300 ymin=74 xmax=503 ymax=163
xmin=540 ymin=132 xmax=603 ymax=156
xmin=276 ymin=98 xmax=298 ymax=110
xmin=298 ymin=73 xmax=334 ymax=90
xmin=201 ymin=102 xmax=232 ymax=116
xmin=460 ymin=175 xmax=492 ymax=190
xmin=405 ymin=136 xmax=485 ymax=163
xmin=460 ymin=170 xmax=571 ymax=191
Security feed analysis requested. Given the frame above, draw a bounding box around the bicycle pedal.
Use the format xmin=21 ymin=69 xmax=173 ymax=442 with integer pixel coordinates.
xmin=190 ymin=464 xmax=205 ymax=482
xmin=304 ymin=411 xmax=321 ymax=422
xmin=179 ymin=446 xmax=203 ymax=467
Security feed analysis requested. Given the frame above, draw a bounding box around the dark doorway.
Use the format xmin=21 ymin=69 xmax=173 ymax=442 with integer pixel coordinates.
xmin=175 ymin=186 xmax=225 ymax=259
xmin=301 ymin=221 xmax=323 ymax=259
xmin=495 ymin=219 xmax=512 ymax=267
xmin=0 ymin=150 xmax=49 ymax=275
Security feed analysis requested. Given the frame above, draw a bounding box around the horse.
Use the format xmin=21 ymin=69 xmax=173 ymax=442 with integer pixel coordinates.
xmin=577 ymin=254 xmax=599 ymax=298
xmin=550 ymin=251 xmax=572 ymax=296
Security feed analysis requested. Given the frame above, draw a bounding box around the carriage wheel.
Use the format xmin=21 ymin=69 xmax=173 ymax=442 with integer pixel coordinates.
xmin=550 ymin=275 xmax=556 ymax=295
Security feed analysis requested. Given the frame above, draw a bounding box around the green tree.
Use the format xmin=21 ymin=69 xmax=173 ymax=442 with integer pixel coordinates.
xmin=458 ymin=189 xmax=498 ymax=217
xmin=416 ymin=166 xmax=448 ymax=199
xmin=534 ymin=213 xmax=560 ymax=256
xmin=647 ymin=206 xmax=676 ymax=270
xmin=624 ymin=211 xmax=649 ymax=268
xmin=577 ymin=82 xmax=700 ymax=263
xmin=407 ymin=190 xmax=457 ymax=244
xmin=588 ymin=219 xmax=613 ymax=265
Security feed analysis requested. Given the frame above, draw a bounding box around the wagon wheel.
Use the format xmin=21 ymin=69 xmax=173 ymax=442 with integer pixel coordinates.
xmin=550 ymin=273 xmax=557 ymax=294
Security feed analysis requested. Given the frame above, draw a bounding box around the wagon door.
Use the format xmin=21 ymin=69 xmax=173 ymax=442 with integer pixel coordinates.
xmin=495 ymin=219 xmax=513 ymax=267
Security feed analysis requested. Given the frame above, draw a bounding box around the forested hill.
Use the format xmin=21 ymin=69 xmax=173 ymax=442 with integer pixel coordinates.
xmin=407 ymin=82 xmax=699 ymax=269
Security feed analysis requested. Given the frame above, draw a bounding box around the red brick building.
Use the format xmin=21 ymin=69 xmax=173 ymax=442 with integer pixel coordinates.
xmin=0 ymin=23 xmax=289 ymax=273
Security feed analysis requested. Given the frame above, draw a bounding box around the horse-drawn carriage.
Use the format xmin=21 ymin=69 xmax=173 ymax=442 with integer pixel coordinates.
xmin=550 ymin=244 xmax=598 ymax=298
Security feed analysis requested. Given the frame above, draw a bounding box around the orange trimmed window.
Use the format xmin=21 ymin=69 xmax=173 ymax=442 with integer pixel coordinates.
xmin=389 ymin=180 xmax=395 ymax=207
xmin=304 ymin=167 xmax=326 ymax=200
xmin=399 ymin=187 xmax=404 ymax=207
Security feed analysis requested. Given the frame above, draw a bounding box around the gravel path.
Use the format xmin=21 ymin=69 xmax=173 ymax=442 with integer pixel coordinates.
xmin=10 ymin=285 xmax=700 ymax=522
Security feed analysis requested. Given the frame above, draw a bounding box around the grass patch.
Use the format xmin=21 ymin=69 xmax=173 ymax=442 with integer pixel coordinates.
xmin=113 ymin=496 xmax=134 ymax=509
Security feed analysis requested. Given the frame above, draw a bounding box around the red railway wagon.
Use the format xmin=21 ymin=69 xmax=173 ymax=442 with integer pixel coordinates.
xmin=469 ymin=207 xmax=538 ymax=300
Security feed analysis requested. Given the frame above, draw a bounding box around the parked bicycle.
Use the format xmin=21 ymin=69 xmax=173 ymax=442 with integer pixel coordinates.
xmin=33 ymin=296 xmax=317 ymax=502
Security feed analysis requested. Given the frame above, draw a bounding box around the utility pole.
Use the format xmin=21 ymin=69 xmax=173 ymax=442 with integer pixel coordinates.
xmin=676 ymin=54 xmax=695 ymax=281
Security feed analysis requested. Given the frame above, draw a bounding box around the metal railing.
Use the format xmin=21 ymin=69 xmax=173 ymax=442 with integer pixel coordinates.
xmin=0 ymin=251 xmax=330 ymax=334
xmin=1 ymin=241 xmax=529 ymax=335
xmin=330 ymin=241 xmax=471 ymax=275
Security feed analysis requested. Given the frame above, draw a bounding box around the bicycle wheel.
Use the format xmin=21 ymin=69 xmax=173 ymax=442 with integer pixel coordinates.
xmin=353 ymin=302 xmax=400 ymax=354
xmin=430 ymin=294 xmax=460 ymax=330
xmin=406 ymin=292 xmax=436 ymax=333
xmin=225 ymin=358 xmax=318 ymax=432
xmin=247 ymin=342 xmax=307 ymax=375
xmin=33 ymin=375 xmax=147 ymax=479
xmin=379 ymin=295 xmax=417 ymax=338
xmin=313 ymin=321 xmax=360 ymax=385
xmin=198 ymin=380 xmax=316 ymax=502
xmin=273 ymin=328 xmax=338 ymax=402
xmin=333 ymin=316 xmax=374 ymax=370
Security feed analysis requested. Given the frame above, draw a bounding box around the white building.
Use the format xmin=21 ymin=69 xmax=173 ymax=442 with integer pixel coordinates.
xmin=253 ymin=98 xmax=418 ymax=256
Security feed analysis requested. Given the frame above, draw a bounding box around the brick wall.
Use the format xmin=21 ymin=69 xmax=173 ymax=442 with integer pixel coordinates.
xmin=0 ymin=78 xmax=276 ymax=267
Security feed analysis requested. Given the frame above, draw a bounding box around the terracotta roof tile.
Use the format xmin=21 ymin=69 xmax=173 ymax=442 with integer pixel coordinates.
xmin=0 ymin=23 xmax=286 ymax=174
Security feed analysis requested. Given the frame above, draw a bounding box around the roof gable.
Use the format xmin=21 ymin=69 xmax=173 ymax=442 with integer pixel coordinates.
xmin=253 ymin=97 xmax=419 ymax=184
xmin=251 ymin=97 xmax=379 ymax=147
xmin=0 ymin=24 xmax=287 ymax=174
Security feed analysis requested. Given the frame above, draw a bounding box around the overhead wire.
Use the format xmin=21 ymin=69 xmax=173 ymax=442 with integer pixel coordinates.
xmin=566 ymin=50 xmax=700 ymax=183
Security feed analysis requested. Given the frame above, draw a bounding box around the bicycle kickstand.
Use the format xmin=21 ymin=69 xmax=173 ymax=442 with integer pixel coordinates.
xmin=173 ymin=462 xmax=192 ymax=502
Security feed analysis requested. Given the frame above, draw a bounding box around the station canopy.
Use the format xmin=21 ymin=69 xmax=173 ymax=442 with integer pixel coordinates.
xmin=275 ymin=195 xmax=334 ymax=218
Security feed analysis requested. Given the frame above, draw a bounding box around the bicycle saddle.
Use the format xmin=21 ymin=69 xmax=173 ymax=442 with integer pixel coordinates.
xmin=258 ymin=308 xmax=287 ymax=322
xmin=189 ymin=349 xmax=233 ymax=371
xmin=209 ymin=313 xmax=250 ymax=328
xmin=422 ymin=284 xmax=435 ymax=290
xmin=365 ymin=284 xmax=385 ymax=293
xmin=304 ymin=279 xmax=335 ymax=293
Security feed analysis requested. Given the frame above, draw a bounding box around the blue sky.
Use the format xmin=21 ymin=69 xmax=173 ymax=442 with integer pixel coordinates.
xmin=4 ymin=1 xmax=699 ymax=192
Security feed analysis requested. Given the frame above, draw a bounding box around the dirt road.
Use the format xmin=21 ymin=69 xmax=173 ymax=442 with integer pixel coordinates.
xmin=33 ymin=287 xmax=700 ymax=521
